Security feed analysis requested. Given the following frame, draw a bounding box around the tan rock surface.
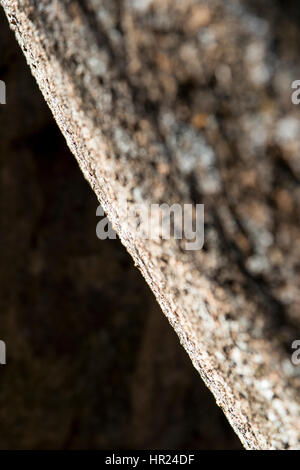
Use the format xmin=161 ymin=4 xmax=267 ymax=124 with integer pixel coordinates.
xmin=1 ymin=0 xmax=300 ymax=448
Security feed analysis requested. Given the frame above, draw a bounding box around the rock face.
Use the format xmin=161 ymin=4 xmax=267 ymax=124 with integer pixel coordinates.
xmin=0 ymin=8 xmax=241 ymax=449
xmin=1 ymin=0 xmax=300 ymax=449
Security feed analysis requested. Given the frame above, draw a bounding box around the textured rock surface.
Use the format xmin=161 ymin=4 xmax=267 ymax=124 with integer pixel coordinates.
xmin=1 ymin=0 xmax=300 ymax=448
xmin=0 ymin=9 xmax=241 ymax=449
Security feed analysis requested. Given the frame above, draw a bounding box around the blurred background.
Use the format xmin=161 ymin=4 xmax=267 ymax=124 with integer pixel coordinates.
xmin=0 ymin=8 xmax=241 ymax=449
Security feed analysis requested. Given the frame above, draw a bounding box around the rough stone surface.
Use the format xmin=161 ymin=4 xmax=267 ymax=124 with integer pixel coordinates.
xmin=1 ymin=0 xmax=300 ymax=449
xmin=0 ymin=9 xmax=241 ymax=449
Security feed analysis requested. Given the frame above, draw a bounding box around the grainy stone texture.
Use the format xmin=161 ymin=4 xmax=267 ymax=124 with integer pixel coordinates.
xmin=1 ymin=0 xmax=300 ymax=449
xmin=0 ymin=9 xmax=241 ymax=449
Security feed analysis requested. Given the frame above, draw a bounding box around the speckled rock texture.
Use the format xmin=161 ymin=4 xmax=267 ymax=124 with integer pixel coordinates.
xmin=0 ymin=8 xmax=241 ymax=449
xmin=1 ymin=0 xmax=300 ymax=449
